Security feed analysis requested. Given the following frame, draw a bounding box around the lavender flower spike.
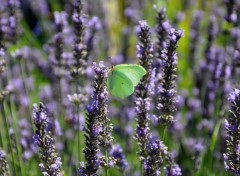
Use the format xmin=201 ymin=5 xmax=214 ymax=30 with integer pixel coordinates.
xmin=33 ymin=103 xmax=64 ymax=176
xmin=155 ymin=7 xmax=171 ymax=53
xmin=157 ymin=29 xmax=183 ymax=124
xmin=144 ymin=138 xmax=167 ymax=176
xmin=0 ymin=148 xmax=9 ymax=176
xmin=110 ymin=144 xmax=128 ymax=172
xmin=224 ymin=89 xmax=240 ymax=174
xmin=81 ymin=62 xmax=109 ymax=175
xmin=0 ymin=48 xmax=6 ymax=74
xmin=135 ymin=20 xmax=153 ymax=160
xmin=70 ymin=0 xmax=87 ymax=78
xmin=164 ymin=153 xmax=182 ymax=176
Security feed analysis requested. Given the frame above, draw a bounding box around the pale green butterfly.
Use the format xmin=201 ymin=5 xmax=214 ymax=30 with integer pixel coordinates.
xmin=107 ymin=64 xmax=146 ymax=98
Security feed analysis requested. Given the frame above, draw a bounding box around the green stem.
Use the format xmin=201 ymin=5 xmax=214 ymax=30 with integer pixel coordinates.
xmin=19 ymin=60 xmax=33 ymax=127
xmin=0 ymin=102 xmax=17 ymax=174
xmin=57 ymin=77 xmax=66 ymax=167
xmin=8 ymin=98 xmax=26 ymax=176
xmin=77 ymin=103 xmax=82 ymax=162
xmin=105 ymin=149 xmax=109 ymax=176
xmin=75 ymin=81 xmax=82 ymax=163
xmin=140 ymin=160 xmax=143 ymax=176
xmin=162 ymin=125 xmax=167 ymax=143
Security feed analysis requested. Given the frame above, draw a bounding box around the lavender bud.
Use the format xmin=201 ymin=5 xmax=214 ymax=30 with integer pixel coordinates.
xmin=144 ymin=139 xmax=167 ymax=176
xmin=82 ymin=62 xmax=109 ymax=175
xmin=156 ymin=29 xmax=183 ymax=124
xmin=135 ymin=20 xmax=153 ymax=160
xmin=0 ymin=149 xmax=8 ymax=176
xmin=224 ymin=88 xmax=240 ymax=174
xmin=0 ymin=48 xmax=6 ymax=74
xmin=110 ymin=144 xmax=128 ymax=171
xmin=32 ymin=103 xmax=64 ymax=175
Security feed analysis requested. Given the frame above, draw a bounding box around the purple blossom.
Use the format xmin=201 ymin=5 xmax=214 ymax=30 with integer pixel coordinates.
xmin=0 ymin=148 xmax=8 ymax=175
xmin=110 ymin=144 xmax=128 ymax=171
xmin=135 ymin=20 xmax=153 ymax=162
xmin=156 ymin=29 xmax=183 ymax=124
xmin=32 ymin=103 xmax=63 ymax=175
xmin=82 ymin=62 xmax=111 ymax=174
xmin=143 ymin=138 xmax=167 ymax=175
xmin=164 ymin=163 xmax=182 ymax=176
xmin=224 ymin=88 xmax=240 ymax=174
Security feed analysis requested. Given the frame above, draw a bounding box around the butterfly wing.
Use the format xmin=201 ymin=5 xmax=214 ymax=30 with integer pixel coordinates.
xmin=107 ymin=69 xmax=134 ymax=98
xmin=114 ymin=64 xmax=146 ymax=86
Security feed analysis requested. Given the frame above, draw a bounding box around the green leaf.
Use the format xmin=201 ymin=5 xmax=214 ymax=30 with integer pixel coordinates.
xmin=107 ymin=64 xmax=146 ymax=98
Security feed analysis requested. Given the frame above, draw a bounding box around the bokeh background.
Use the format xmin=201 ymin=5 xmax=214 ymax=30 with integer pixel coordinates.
xmin=0 ymin=0 xmax=239 ymax=175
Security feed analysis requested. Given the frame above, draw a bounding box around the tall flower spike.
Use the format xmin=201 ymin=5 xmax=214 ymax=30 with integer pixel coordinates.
xmin=164 ymin=153 xmax=182 ymax=176
xmin=0 ymin=48 xmax=9 ymax=103
xmin=70 ymin=0 xmax=87 ymax=78
xmin=135 ymin=20 xmax=153 ymax=160
xmin=223 ymin=89 xmax=240 ymax=174
xmin=0 ymin=48 xmax=6 ymax=74
xmin=32 ymin=103 xmax=64 ymax=176
xmin=154 ymin=6 xmax=171 ymax=71
xmin=155 ymin=7 xmax=171 ymax=53
xmin=156 ymin=29 xmax=183 ymax=124
xmin=224 ymin=0 xmax=237 ymax=24
xmin=109 ymin=144 xmax=128 ymax=172
xmin=52 ymin=11 xmax=68 ymax=77
xmin=143 ymin=138 xmax=167 ymax=176
xmin=188 ymin=10 xmax=203 ymax=68
xmin=0 ymin=148 xmax=9 ymax=176
xmin=81 ymin=62 xmax=109 ymax=175
xmin=6 ymin=0 xmax=21 ymax=43
xmin=94 ymin=62 xmax=115 ymax=169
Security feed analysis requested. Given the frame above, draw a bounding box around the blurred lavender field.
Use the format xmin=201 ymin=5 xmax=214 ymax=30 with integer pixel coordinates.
xmin=0 ymin=0 xmax=239 ymax=175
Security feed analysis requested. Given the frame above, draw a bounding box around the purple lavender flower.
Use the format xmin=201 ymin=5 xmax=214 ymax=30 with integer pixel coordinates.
xmin=143 ymin=138 xmax=167 ymax=176
xmin=0 ymin=48 xmax=6 ymax=74
xmin=110 ymin=144 xmax=128 ymax=172
xmin=84 ymin=16 xmax=101 ymax=61
xmin=155 ymin=6 xmax=171 ymax=60
xmin=0 ymin=48 xmax=9 ymax=102
xmin=70 ymin=0 xmax=87 ymax=78
xmin=19 ymin=118 xmax=37 ymax=160
xmin=32 ymin=103 xmax=64 ymax=176
xmin=5 ymin=0 xmax=21 ymax=43
xmin=156 ymin=29 xmax=183 ymax=124
xmin=188 ymin=10 xmax=203 ymax=68
xmin=0 ymin=148 xmax=8 ymax=175
xmin=202 ymin=47 xmax=225 ymax=120
xmin=135 ymin=20 xmax=153 ymax=160
xmin=51 ymin=11 xmax=69 ymax=78
xmin=224 ymin=89 xmax=240 ymax=174
xmin=164 ymin=153 xmax=182 ymax=176
xmin=82 ymin=62 xmax=109 ymax=175
xmin=224 ymin=0 xmax=238 ymax=24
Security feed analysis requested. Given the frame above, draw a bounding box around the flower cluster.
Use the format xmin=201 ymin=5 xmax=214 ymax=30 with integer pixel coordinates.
xmin=153 ymin=6 xmax=171 ymax=77
xmin=156 ymin=29 xmax=183 ymax=124
xmin=188 ymin=10 xmax=203 ymax=68
xmin=51 ymin=11 xmax=68 ymax=78
xmin=223 ymin=89 xmax=240 ymax=174
xmin=164 ymin=153 xmax=182 ymax=176
xmin=32 ymin=103 xmax=63 ymax=176
xmin=109 ymin=144 xmax=128 ymax=172
xmin=81 ymin=62 xmax=115 ymax=175
xmin=224 ymin=0 xmax=238 ymax=24
xmin=0 ymin=148 xmax=8 ymax=176
xmin=143 ymin=138 xmax=167 ymax=176
xmin=70 ymin=0 xmax=87 ymax=78
xmin=0 ymin=48 xmax=6 ymax=74
xmin=135 ymin=20 xmax=153 ymax=160
xmin=155 ymin=7 xmax=171 ymax=54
